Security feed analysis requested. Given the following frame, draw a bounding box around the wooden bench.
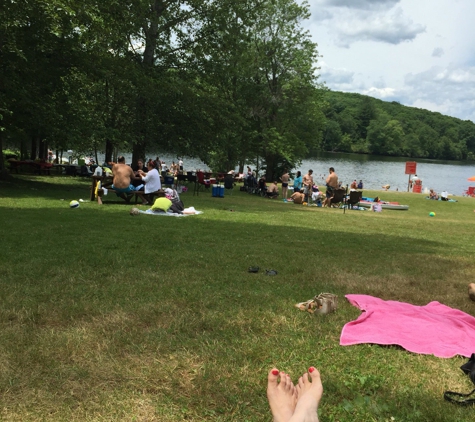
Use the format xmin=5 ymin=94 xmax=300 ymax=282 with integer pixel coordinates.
xmin=8 ymin=160 xmax=52 ymax=175
xmin=90 ymin=175 xmax=165 ymax=204
xmin=96 ymin=187 xmax=164 ymax=205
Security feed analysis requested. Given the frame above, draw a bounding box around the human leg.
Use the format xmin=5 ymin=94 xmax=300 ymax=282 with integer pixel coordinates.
xmin=135 ymin=191 xmax=149 ymax=205
xmin=289 ymin=367 xmax=323 ymax=422
xmin=267 ymin=369 xmax=297 ymax=422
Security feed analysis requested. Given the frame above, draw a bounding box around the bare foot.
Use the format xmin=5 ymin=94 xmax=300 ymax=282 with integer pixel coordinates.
xmin=289 ymin=367 xmax=323 ymax=422
xmin=267 ymin=368 xmax=297 ymax=422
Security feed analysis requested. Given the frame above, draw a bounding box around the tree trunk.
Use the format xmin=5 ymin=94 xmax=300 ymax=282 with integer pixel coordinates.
xmin=132 ymin=141 xmax=146 ymax=165
xmin=0 ymin=131 xmax=8 ymax=179
xmin=30 ymin=135 xmax=38 ymax=160
xmin=132 ymin=0 xmax=165 ymax=163
xmin=39 ymin=139 xmax=47 ymax=160
xmin=105 ymin=139 xmax=113 ymax=163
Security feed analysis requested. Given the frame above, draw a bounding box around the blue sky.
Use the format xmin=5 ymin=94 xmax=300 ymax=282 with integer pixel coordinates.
xmin=305 ymin=0 xmax=475 ymax=123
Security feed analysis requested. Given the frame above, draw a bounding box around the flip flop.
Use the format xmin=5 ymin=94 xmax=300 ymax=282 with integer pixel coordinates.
xmin=265 ymin=269 xmax=278 ymax=276
xmin=248 ymin=266 xmax=259 ymax=273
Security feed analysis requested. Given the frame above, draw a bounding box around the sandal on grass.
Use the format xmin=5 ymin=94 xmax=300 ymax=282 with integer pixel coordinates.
xmin=248 ymin=266 xmax=260 ymax=273
xmin=444 ymin=389 xmax=475 ymax=406
xmin=295 ymin=293 xmax=338 ymax=315
xmin=265 ymin=269 xmax=278 ymax=276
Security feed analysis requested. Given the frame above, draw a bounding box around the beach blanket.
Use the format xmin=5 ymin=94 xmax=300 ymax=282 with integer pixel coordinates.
xmin=340 ymin=294 xmax=475 ymax=358
xmin=140 ymin=208 xmax=203 ymax=217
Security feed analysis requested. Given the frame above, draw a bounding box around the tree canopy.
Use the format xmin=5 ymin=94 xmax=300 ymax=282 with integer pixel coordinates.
xmin=321 ymin=91 xmax=475 ymax=161
xmin=1 ymin=0 xmax=325 ymax=180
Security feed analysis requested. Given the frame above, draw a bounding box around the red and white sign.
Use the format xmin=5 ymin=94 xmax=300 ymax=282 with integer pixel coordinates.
xmin=405 ymin=161 xmax=417 ymax=175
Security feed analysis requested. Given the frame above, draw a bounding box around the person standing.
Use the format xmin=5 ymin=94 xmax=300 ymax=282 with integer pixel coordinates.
xmin=302 ymin=170 xmax=314 ymax=202
xmin=293 ymin=171 xmax=303 ymax=193
xmin=323 ymin=167 xmax=339 ymax=207
xmin=280 ymin=169 xmax=290 ymax=200
xmin=178 ymin=158 xmax=183 ymax=172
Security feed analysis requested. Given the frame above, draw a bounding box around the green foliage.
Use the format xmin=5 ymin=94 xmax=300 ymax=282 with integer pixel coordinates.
xmin=1 ymin=0 xmax=325 ymax=172
xmin=323 ymin=91 xmax=475 ymax=160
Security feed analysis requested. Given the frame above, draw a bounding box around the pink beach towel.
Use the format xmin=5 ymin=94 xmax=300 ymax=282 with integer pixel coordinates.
xmin=340 ymin=294 xmax=475 ymax=358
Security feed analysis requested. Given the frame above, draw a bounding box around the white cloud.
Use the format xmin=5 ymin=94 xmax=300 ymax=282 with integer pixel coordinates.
xmin=305 ymin=0 xmax=475 ymax=123
xmin=402 ymin=65 xmax=475 ymax=120
xmin=317 ymin=0 xmax=400 ymax=10
xmin=320 ymin=62 xmax=354 ymax=85
xmin=363 ymin=86 xmax=397 ymax=98
xmin=333 ymin=8 xmax=425 ymax=47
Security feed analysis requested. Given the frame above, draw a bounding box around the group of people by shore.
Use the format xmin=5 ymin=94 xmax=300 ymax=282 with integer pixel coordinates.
xmin=257 ymin=167 xmax=364 ymax=208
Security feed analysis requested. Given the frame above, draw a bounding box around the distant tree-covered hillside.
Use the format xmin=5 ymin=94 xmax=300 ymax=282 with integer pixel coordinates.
xmin=317 ymin=91 xmax=475 ymax=161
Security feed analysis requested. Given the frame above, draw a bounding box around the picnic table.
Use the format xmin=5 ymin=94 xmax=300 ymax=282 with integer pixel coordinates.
xmin=90 ymin=175 xmax=113 ymax=201
xmin=53 ymin=164 xmax=82 ymax=176
xmin=90 ymin=175 xmax=165 ymax=204
xmin=8 ymin=160 xmax=53 ymax=175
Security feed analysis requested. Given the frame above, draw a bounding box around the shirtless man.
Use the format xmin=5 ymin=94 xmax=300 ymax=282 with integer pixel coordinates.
xmin=290 ymin=190 xmax=305 ymax=204
xmin=302 ymin=170 xmax=314 ymax=202
xmin=267 ymin=181 xmax=279 ymax=198
xmin=280 ymin=169 xmax=290 ymax=200
xmin=110 ymin=156 xmax=136 ymax=201
xmin=323 ymin=167 xmax=338 ymax=208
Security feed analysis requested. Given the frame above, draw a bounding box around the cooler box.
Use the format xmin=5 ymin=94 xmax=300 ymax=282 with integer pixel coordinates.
xmin=212 ymin=184 xmax=219 ymax=197
xmin=218 ymin=185 xmax=225 ymax=198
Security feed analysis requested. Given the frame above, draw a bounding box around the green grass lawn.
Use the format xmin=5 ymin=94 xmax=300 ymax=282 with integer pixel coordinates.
xmin=1 ymin=174 xmax=475 ymax=421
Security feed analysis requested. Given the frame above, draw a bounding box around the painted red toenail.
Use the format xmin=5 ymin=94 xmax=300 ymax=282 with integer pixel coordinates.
xmin=309 ymin=367 xmax=315 ymax=373
xmin=272 ymin=370 xmax=279 ymax=375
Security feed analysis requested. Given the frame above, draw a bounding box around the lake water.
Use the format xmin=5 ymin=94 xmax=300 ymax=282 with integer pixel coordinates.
xmin=98 ymin=152 xmax=475 ymax=196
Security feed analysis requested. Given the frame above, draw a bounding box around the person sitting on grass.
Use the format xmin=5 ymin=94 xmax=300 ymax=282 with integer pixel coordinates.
xmin=267 ymin=366 xmax=323 ymax=422
xmin=429 ymin=189 xmax=438 ymax=200
xmin=110 ymin=156 xmax=136 ymax=201
xmin=290 ymin=189 xmax=305 ymax=204
xmin=258 ymin=176 xmax=268 ymax=194
xmin=267 ymin=181 xmax=279 ymax=198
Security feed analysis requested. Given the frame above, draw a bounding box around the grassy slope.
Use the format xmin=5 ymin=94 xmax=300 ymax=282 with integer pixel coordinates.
xmin=1 ymin=175 xmax=475 ymax=421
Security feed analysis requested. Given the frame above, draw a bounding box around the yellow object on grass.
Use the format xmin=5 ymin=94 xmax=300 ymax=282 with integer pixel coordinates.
xmin=151 ymin=197 xmax=172 ymax=212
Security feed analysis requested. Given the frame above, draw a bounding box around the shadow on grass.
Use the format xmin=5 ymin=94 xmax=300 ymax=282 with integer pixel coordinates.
xmin=0 ymin=175 xmax=92 ymax=200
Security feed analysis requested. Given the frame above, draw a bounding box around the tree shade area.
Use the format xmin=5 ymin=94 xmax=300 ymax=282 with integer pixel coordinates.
xmin=320 ymin=91 xmax=475 ymax=161
xmin=0 ymin=0 xmax=325 ymax=181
